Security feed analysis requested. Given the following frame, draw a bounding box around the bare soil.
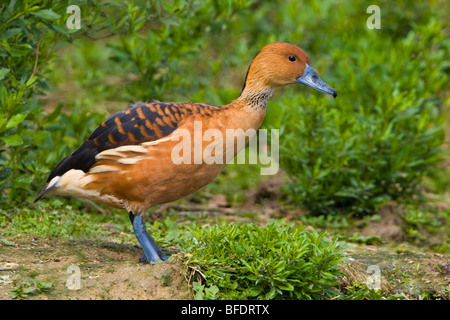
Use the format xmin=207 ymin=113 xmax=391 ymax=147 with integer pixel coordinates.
xmin=0 ymin=234 xmax=190 ymax=300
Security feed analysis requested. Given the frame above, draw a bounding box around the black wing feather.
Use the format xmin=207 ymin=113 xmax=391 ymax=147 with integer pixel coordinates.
xmin=45 ymin=102 xmax=187 ymax=182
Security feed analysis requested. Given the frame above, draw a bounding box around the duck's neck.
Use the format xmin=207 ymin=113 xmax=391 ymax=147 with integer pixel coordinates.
xmin=218 ymin=86 xmax=273 ymax=133
xmin=237 ymin=87 xmax=274 ymax=110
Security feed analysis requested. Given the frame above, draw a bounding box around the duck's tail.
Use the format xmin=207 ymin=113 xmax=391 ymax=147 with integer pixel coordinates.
xmin=34 ymin=176 xmax=60 ymax=203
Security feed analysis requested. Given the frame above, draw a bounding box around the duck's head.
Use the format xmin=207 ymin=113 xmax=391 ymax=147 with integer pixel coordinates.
xmin=242 ymin=42 xmax=337 ymax=98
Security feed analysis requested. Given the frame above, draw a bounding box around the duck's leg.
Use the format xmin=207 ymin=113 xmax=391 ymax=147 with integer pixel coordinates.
xmin=129 ymin=212 xmax=169 ymax=263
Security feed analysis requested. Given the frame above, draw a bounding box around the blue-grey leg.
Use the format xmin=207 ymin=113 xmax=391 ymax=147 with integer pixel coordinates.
xmin=129 ymin=212 xmax=169 ymax=263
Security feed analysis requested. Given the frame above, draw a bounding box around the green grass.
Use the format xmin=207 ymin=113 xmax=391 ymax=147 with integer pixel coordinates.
xmin=9 ymin=277 xmax=53 ymax=299
xmin=0 ymin=201 xmax=129 ymax=240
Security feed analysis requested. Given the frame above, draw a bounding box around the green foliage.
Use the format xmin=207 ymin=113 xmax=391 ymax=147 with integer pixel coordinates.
xmin=401 ymin=207 xmax=449 ymax=251
xmin=179 ymin=220 xmax=343 ymax=300
xmin=1 ymin=0 xmax=62 ymax=204
xmin=105 ymin=0 xmax=253 ymax=101
xmin=1 ymin=207 xmax=344 ymax=300
xmin=0 ymin=201 xmax=131 ymax=239
xmin=192 ymin=282 xmax=220 ymax=300
xmin=340 ymin=280 xmax=404 ymax=300
xmin=265 ymin=3 xmax=448 ymax=216
xmin=403 ymin=209 xmax=444 ymax=228
xmin=10 ymin=276 xmax=53 ymax=299
xmin=0 ymin=0 xmax=115 ymax=206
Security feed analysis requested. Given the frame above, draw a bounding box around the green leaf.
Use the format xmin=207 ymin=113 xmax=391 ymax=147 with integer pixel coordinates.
xmin=38 ymin=282 xmax=53 ymax=291
xmin=205 ymin=285 xmax=219 ymax=299
xmin=0 ymin=68 xmax=10 ymax=81
xmin=1 ymin=134 xmax=23 ymax=146
xmin=0 ymin=168 xmax=12 ymax=180
xmin=30 ymin=9 xmax=61 ymax=20
xmin=43 ymin=104 xmax=63 ymax=124
xmin=266 ymin=287 xmax=278 ymax=299
xmin=25 ymin=75 xmax=38 ymax=88
xmin=0 ymin=116 xmax=7 ymax=131
xmin=6 ymin=114 xmax=27 ymax=129
xmin=47 ymin=23 xmax=70 ymax=37
xmin=276 ymin=282 xmax=294 ymax=291
xmin=247 ymin=286 xmax=263 ymax=297
xmin=0 ymin=28 xmax=22 ymax=40
xmin=22 ymin=286 xmax=37 ymax=294
xmin=8 ymin=44 xmax=32 ymax=57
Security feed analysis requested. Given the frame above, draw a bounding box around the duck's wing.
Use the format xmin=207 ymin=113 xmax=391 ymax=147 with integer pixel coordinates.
xmin=44 ymin=101 xmax=215 ymax=183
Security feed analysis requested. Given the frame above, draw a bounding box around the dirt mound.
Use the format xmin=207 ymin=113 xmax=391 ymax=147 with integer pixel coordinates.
xmin=360 ymin=202 xmax=405 ymax=242
xmin=341 ymin=244 xmax=449 ymax=299
xmin=0 ymin=234 xmax=191 ymax=300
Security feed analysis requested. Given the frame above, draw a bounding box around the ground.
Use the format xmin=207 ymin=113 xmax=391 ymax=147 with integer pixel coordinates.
xmin=0 ymin=175 xmax=448 ymax=300
xmin=0 ymin=234 xmax=190 ymax=299
xmin=0 ymin=232 xmax=448 ymax=300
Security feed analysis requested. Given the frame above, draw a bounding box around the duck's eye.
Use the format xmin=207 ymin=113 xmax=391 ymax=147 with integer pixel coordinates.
xmin=288 ymin=55 xmax=296 ymax=62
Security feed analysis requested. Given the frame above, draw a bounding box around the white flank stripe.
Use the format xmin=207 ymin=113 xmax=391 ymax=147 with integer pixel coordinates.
xmin=117 ymin=156 xmax=151 ymax=165
xmin=89 ymin=165 xmax=119 ymax=173
xmin=96 ymin=145 xmax=148 ymax=160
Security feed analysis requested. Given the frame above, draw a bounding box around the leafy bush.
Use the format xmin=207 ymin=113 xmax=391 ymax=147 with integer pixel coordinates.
xmin=180 ymin=220 xmax=343 ymax=300
xmin=265 ymin=5 xmax=448 ymax=216
xmin=0 ymin=1 xmax=64 ymax=204
xmin=105 ymin=0 xmax=253 ymax=102
xmin=0 ymin=0 xmax=118 ymax=206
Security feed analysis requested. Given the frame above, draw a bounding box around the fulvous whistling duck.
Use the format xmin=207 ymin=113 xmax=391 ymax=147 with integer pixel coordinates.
xmin=35 ymin=42 xmax=337 ymax=263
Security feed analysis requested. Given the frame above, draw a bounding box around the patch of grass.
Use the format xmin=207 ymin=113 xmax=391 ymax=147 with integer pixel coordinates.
xmin=401 ymin=207 xmax=449 ymax=252
xmin=160 ymin=269 xmax=172 ymax=287
xmin=299 ymin=214 xmax=352 ymax=230
xmin=9 ymin=276 xmax=53 ymax=299
xmin=346 ymin=233 xmax=384 ymax=246
xmin=0 ymin=200 xmax=131 ymax=241
xmin=402 ymin=208 xmax=445 ymax=229
xmin=339 ymin=280 xmax=404 ymax=300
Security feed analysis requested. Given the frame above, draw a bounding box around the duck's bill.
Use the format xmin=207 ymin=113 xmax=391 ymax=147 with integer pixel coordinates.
xmin=296 ymin=64 xmax=337 ymax=98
